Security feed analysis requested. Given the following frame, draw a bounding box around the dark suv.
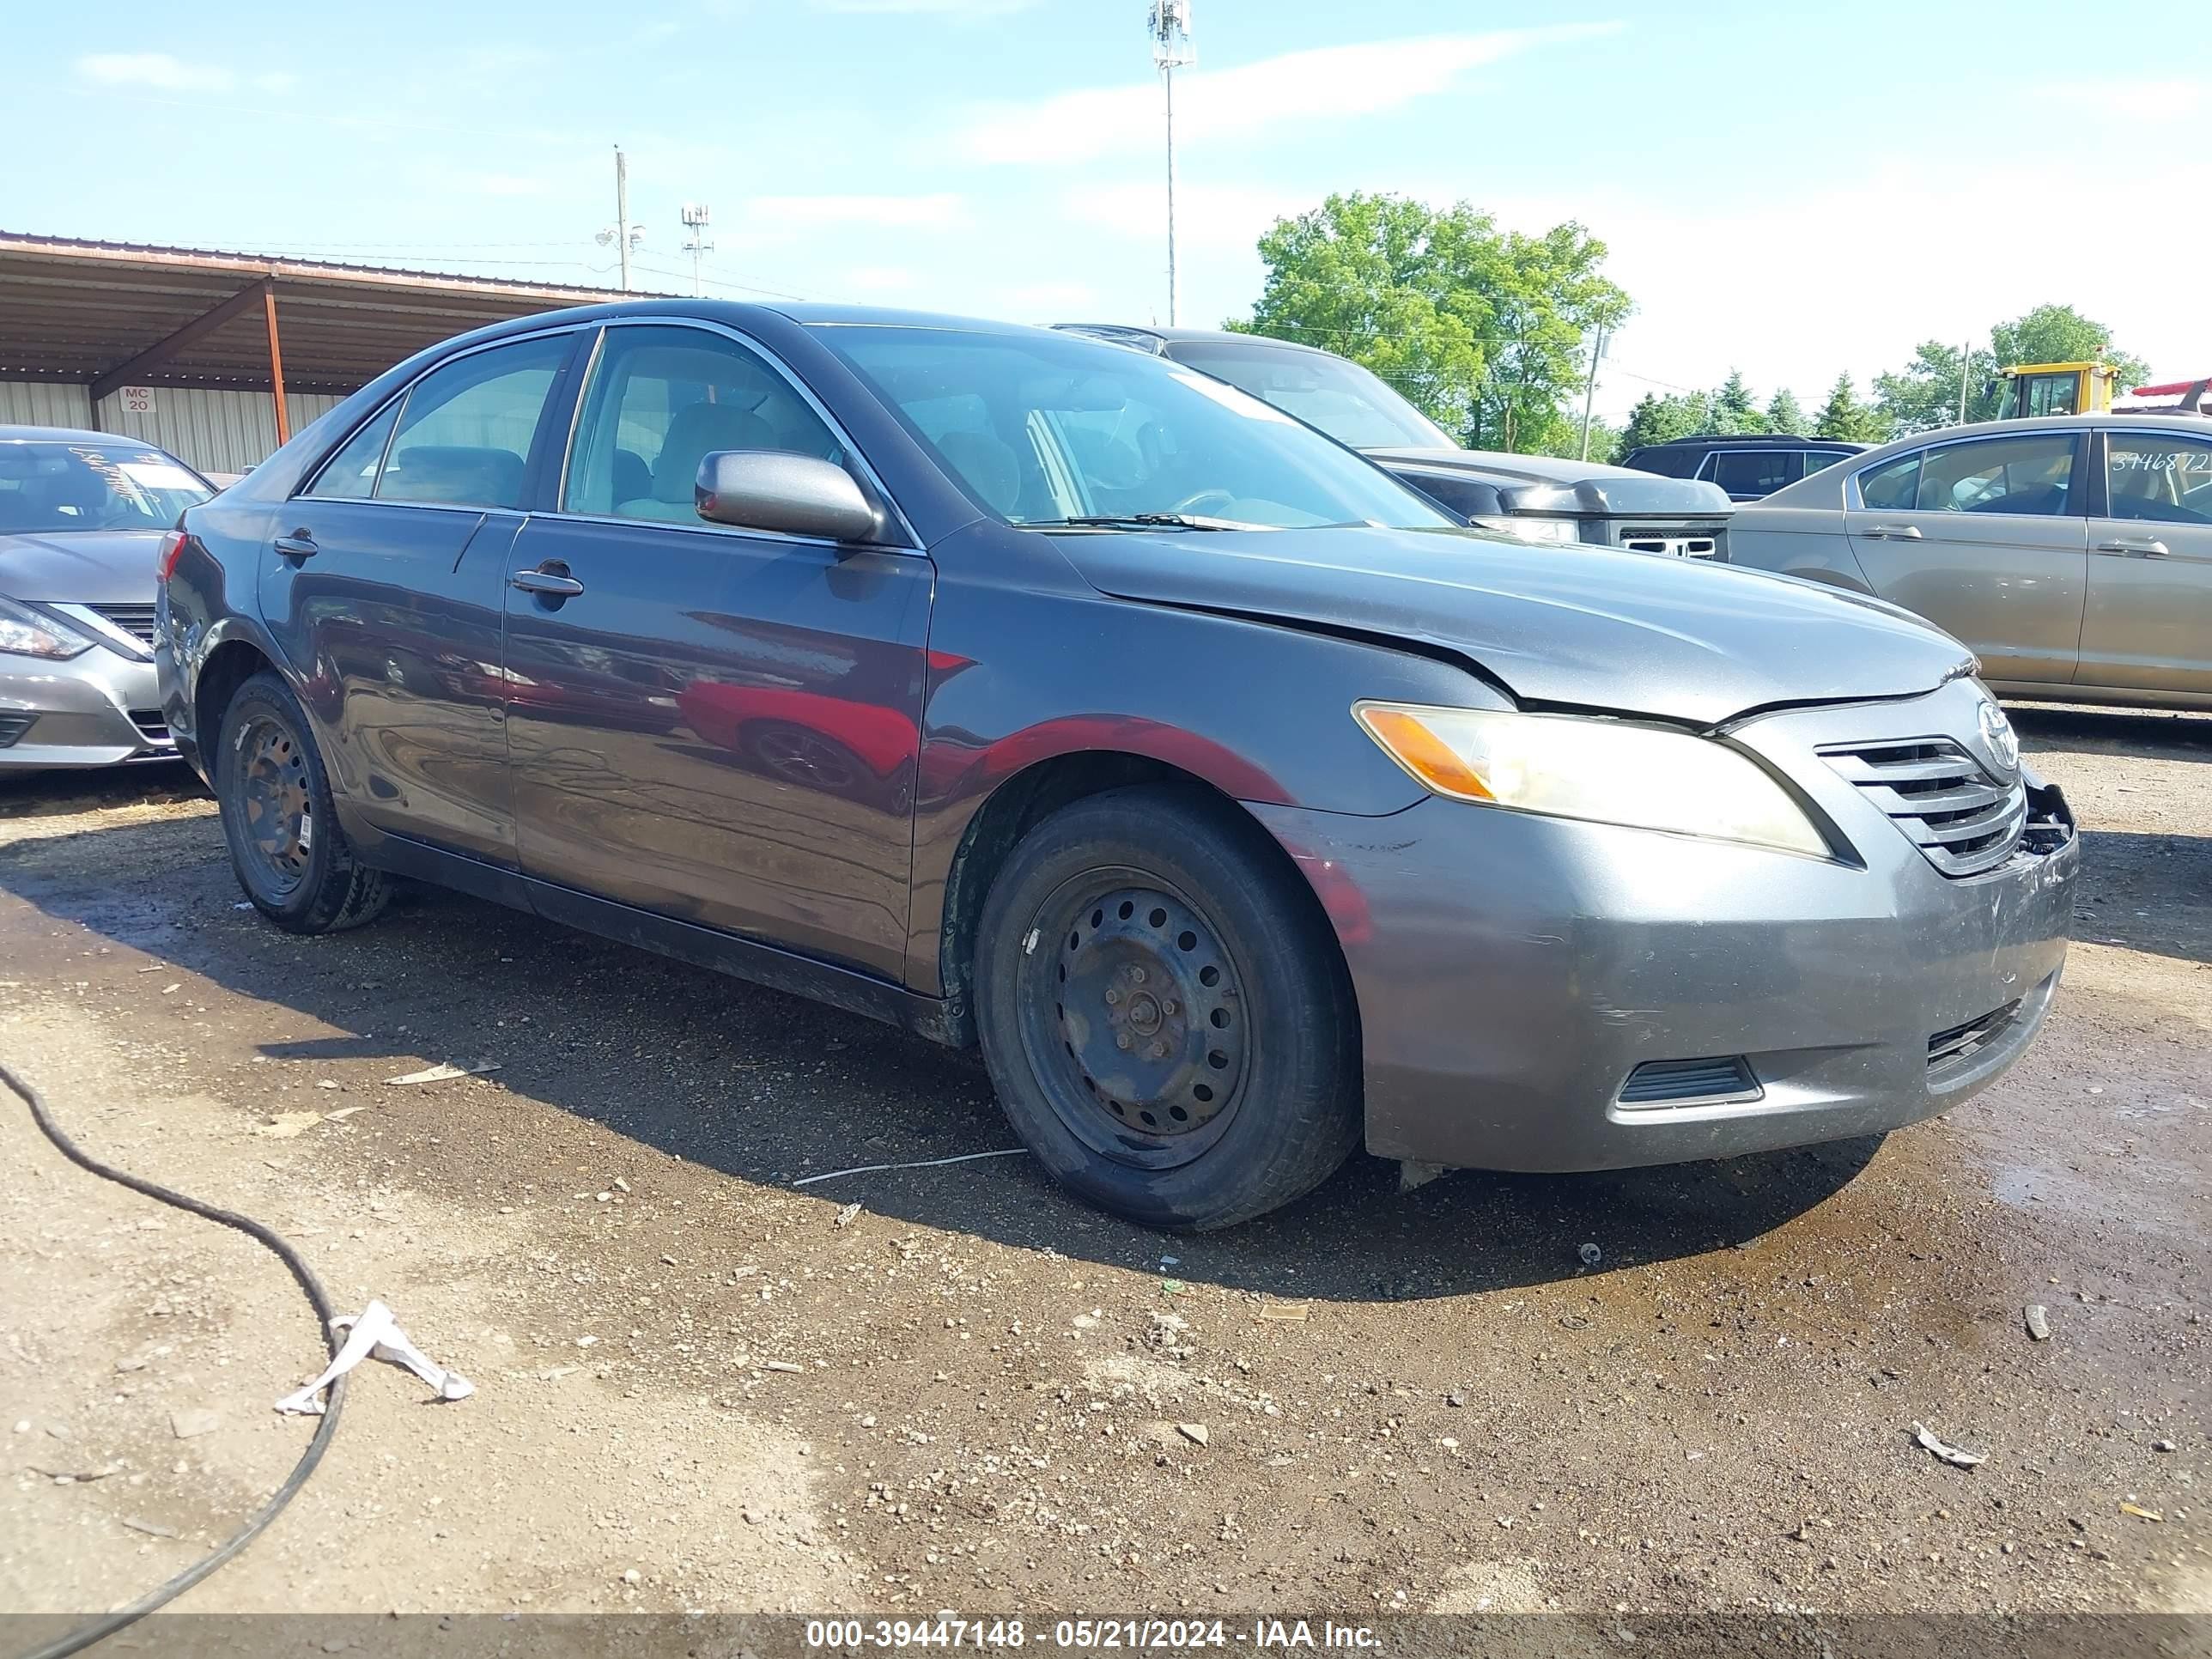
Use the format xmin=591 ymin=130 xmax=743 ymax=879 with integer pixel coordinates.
xmin=1621 ymin=434 xmax=1867 ymax=501
xmin=1057 ymin=325 xmax=1734 ymax=559
xmin=158 ymin=301 xmax=2075 ymax=1231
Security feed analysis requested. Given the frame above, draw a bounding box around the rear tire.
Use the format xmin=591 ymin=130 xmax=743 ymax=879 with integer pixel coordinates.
xmin=975 ymin=787 xmax=1360 ymax=1230
xmin=215 ymin=672 xmax=390 ymax=934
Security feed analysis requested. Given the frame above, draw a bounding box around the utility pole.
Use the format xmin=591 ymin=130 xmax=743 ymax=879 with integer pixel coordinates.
xmin=680 ymin=203 xmax=714 ymax=297
xmin=1957 ymin=340 xmax=1972 ymax=425
xmin=596 ymin=146 xmax=641 ymax=291
xmin=1147 ymin=2 xmax=1194 ymax=326
xmin=1578 ymin=324 xmax=1608 ymax=461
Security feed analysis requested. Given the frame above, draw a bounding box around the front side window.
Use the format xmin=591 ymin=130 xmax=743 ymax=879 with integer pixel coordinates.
xmin=0 ymin=441 xmax=210 ymax=533
xmin=375 ymin=333 xmax=572 ymax=510
xmin=1711 ymin=449 xmax=1803 ymax=496
xmin=2107 ymin=431 xmax=2212 ymax=524
xmin=563 ymin=325 xmax=844 ymax=523
xmin=1860 ymin=435 xmax=2076 ymax=517
xmin=1167 ymin=340 xmax=1455 ymax=451
xmin=2017 ymin=374 xmax=2079 ymax=418
xmin=822 ymin=325 xmax=1454 ymax=532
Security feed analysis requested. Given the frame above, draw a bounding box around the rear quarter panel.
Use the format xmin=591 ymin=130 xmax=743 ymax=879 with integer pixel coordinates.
xmin=1727 ymin=506 xmax=1873 ymax=592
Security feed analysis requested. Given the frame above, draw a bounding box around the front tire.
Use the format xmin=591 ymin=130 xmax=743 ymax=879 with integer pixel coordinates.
xmin=975 ymin=787 xmax=1360 ymax=1230
xmin=215 ymin=672 xmax=390 ymax=934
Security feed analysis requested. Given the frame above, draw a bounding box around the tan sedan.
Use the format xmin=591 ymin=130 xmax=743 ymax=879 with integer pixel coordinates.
xmin=1729 ymin=412 xmax=2212 ymax=710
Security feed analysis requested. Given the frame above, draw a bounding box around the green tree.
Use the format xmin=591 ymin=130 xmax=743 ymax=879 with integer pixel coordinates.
xmin=1814 ymin=373 xmax=1888 ymax=444
xmin=1235 ymin=191 xmax=1630 ymax=454
xmin=1617 ymin=390 xmax=1709 ymax=454
xmin=1710 ymin=369 xmax=1765 ymax=434
xmin=1764 ymin=387 xmax=1808 ymax=435
xmin=1875 ymin=305 xmax=2153 ymax=434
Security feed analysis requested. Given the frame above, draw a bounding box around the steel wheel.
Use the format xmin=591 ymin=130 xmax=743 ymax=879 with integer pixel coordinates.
xmin=234 ymin=714 xmax=313 ymax=897
xmin=1016 ymin=871 xmax=1249 ymax=1170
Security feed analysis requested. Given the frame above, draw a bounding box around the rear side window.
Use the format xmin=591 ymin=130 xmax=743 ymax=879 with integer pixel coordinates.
xmin=1625 ymin=446 xmax=1704 ymax=478
xmin=1711 ymin=449 xmax=1803 ymax=496
xmin=1859 ymin=452 xmax=1921 ymax=510
xmin=1802 ymin=450 xmax=1854 ymax=477
xmin=562 ymin=325 xmax=843 ymax=523
xmin=305 ymin=401 xmax=399 ymax=499
xmin=375 ymin=334 xmax=572 ymax=510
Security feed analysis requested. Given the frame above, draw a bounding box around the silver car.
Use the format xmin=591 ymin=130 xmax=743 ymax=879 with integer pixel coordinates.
xmin=0 ymin=427 xmax=213 ymax=768
xmin=1729 ymin=412 xmax=2212 ymax=710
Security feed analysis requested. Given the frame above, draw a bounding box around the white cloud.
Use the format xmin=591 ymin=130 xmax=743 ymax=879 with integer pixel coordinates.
xmin=1063 ymin=181 xmax=1310 ymax=254
xmin=840 ymin=265 xmax=920 ymax=296
xmin=744 ymin=192 xmax=969 ymax=232
xmin=814 ymin=0 xmax=1035 ymax=14
xmin=77 ymin=52 xmax=235 ymax=91
xmin=77 ymin=52 xmax=296 ymax=95
xmin=2036 ymin=77 xmax=2203 ymax=118
xmin=954 ymin=24 xmax=1621 ymax=165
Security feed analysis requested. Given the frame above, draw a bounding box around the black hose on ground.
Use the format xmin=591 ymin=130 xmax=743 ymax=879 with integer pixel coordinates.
xmin=3 ymin=1061 xmax=347 ymax=1659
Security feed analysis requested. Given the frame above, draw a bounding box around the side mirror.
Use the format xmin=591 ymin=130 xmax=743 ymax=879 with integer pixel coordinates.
xmin=694 ymin=451 xmax=883 ymax=544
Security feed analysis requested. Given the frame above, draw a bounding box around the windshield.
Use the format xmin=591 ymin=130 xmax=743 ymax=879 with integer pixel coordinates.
xmin=0 ymin=441 xmax=211 ymax=534
xmin=819 ymin=325 xmax=1454 ymax=532
xmin=1167 ymin=339 xmax=1455 ymax=452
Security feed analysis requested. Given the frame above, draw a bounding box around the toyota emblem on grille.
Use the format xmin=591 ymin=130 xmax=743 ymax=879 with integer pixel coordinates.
xmin=1977 ymin=697 xmax=2021 ymax=776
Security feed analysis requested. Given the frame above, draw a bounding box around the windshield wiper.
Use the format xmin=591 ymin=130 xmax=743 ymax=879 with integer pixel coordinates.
xmin=1029 ymin=512 xmax=1266 ymax=532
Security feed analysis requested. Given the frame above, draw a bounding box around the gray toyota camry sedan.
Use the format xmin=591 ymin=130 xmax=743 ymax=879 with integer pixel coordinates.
xmin=1 ymin=427 xmax=211 ymax=768
xmin=157 ymin=302 xmax=2078 ymax=1229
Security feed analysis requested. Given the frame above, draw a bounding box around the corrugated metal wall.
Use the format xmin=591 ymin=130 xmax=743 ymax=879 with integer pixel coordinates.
xmin=0 ymin=380 xmax=343 ymax=475
xmin=0 ymin=381 xmax=94 ymax=429
xmin=92 ymin=388 xmax=345 ymax=475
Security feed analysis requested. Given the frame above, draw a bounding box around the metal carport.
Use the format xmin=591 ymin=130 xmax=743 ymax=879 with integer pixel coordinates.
xmin=0 ymin=234 xmax=623 ymax=473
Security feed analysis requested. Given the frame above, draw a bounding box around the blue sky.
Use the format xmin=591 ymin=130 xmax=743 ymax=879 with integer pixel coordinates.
xmin=12 ymin=0 xmax=2209 ymax=422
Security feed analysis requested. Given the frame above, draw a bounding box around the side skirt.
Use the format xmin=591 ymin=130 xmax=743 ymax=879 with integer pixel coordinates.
xmin=364 ymin=833 xmax=967 ymax=1047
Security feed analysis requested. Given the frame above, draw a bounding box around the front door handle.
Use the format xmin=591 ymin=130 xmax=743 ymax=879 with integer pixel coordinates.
xmin=1863 ymin=523 xmax=1923 ymax=540
xmin=2095 ymin=536 xmax=2170 ymax=557
xmin=272 ymin=530 xmax=318 ymax=560
xmin=510 ymin=568 xmax=586 ymax=598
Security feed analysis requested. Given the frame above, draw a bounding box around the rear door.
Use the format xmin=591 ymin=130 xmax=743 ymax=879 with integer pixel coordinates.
xmin=2080 ymin=426 xmax=2212 ymax=695
xmin=1843 ymin=431 xmax=2088 ymax=684
xmin=261 ymin=329 xmax=581 ymax=863
xmin=500 ymin=320 xmax=931 ymax=981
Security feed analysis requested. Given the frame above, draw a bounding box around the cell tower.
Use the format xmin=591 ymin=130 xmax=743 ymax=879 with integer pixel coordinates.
xmin=680 ymin=203 xmax=714 ymax=297
xmin=1147 ymin=1 xmax=1194 ymax=325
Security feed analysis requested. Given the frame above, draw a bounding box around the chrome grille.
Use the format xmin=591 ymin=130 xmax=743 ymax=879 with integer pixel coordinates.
xmin=1616 ymin=525 xmax=1723 ymax=559
xmin=1820 ymin=737 xmax=2027 ymax=878
xmin=90 ymin=603 xmax=159 ymax=645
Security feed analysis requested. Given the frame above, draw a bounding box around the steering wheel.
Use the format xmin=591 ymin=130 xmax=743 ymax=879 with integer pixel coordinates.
xmin=1170 ymin=488 xmax=1236 ymax=516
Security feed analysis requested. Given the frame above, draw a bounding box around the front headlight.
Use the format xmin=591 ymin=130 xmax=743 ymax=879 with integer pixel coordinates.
xmin=1472 ymin=515 xmax=1581 ymax=544
xmin=0 ymin=597 xmax=95 ymax=660
xmin=1354 ymin=701 xmax=1830 ymax=858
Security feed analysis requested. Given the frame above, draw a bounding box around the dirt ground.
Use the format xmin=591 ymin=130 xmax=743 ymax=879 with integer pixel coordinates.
xmin=0 ymin=704 xmax=2204 ymax=1625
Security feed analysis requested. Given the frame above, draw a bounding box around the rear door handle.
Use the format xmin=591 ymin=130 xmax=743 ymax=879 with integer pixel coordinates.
xmin=509 ymin=568 xmax=586 ymax=598
xmin=1863 ymin=523 xmax=1923 ymax=540
xmin=2095 ymin=536 xmax=2169 ymax=557
xmin=272 ymin=531 xmax=318 ymax=559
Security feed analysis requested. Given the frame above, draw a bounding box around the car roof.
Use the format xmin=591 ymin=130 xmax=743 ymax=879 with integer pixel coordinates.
xmin=1631 ymin=433 xmax=1863 ymax=450
xmin=0 ymin=424 xmax=146 ymax=444
xmin=1054 ymin=323 xmax=1338 ymax=358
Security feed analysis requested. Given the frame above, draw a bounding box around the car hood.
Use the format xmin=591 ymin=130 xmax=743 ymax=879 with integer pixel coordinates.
xmin=1054 ymin=525 xmax=1972 ymax=726
xmin=0 ymin=529 xmax=164 ymax=605
xmin=1368 ymin=446 xmax=1734 ymax=517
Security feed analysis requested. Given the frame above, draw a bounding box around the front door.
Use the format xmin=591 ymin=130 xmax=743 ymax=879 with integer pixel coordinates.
xmin=1844 ymin=431 xmax=2088 ymax=684
xmin=260 ymin=330 xmax=578 ymax=862
xmin=501 ymin=322 xmax=931 ymax=981
xmin=2081 ymin=427 xmax=2212 ymax=696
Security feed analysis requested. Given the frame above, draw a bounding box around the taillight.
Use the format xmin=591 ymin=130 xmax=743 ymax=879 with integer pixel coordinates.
xmin=155 ymin=531 xmax=186 ymax=582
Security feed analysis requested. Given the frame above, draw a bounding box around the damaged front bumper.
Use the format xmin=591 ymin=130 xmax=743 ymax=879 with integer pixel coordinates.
xmin=1253 ymin=683 xmax=2080 ymax=1173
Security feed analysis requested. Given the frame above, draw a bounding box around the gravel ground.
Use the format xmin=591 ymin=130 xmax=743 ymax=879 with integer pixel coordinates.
xmin=0 ymin=704 xmax=2203 ymax=1622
